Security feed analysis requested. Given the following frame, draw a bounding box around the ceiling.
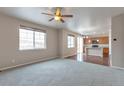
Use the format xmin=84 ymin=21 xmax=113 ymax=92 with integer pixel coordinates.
xmin=0 ymin=7 xmax=124 ymax=36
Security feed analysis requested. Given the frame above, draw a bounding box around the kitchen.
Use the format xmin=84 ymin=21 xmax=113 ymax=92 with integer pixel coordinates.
xmin=67 ymin=35 xmax=110 ymax=66
xmin=83 ymin=36 xmax=110 ymax=66
xmin=84 ymin=36 xmax=109 ymax=57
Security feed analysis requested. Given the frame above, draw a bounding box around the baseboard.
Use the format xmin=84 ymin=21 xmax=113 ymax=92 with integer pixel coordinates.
xmin=63 ymin=53 xmax=77 ymax=58
xmin=111 ymin=66 xmax=124 ymax=70
xmin=63 ymin=55 xmax=75 ymax=58
xmin=0 ymin=56 xmax=59 ymax=71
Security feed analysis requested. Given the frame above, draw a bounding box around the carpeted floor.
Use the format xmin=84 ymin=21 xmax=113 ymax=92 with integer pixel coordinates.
xmin=0 ymin=59 xmax=124 ymax=86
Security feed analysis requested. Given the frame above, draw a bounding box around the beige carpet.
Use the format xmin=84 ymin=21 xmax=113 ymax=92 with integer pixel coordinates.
xmin=0 ymin=59 xmax=124 ymax=86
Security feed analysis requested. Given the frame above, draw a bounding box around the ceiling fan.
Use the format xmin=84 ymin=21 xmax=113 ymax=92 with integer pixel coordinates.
xmin=41 ymin=8 xmax=73 ymax=23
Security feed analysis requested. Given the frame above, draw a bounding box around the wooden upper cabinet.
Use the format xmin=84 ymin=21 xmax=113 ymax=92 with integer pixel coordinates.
xmin=84 ymin=36 xmax=109 ymax=44
xmin=99 ymin=37 xmax=109 ymax=44
xmin=84 ymin=38 xmax=92 ymax=44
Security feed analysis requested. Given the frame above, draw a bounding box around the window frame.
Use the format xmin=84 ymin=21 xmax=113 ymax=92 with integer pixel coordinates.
xmin=19 ymin=25 xmax=47 ymax=51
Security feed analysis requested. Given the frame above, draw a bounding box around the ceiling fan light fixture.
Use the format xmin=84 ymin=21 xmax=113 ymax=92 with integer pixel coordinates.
xmin=42 ymin=7 xmax=73 ymax=23
xmin=54 ymin=16 xmax=61 ymax=21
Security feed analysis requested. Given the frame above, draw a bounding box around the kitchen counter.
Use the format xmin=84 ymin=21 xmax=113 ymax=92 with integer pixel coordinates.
xmin=85 ymin=45 xmax=109 ymax=57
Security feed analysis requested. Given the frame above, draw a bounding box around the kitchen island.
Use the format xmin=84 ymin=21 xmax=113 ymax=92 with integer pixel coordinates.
xmin=85 ymin=46 xmax=109 ymax=57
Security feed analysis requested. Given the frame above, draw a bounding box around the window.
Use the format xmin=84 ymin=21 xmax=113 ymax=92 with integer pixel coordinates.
xmin=67 ymin=35 xmax=75 ymax=48
xmin=35 ymin=32 xmax=46 ymax=49
xmin=19 ymin=26 xmax=46 ymax=50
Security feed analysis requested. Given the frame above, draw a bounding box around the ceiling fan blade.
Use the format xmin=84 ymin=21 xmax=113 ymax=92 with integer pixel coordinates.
xmin=60 ymin=18 xmax=65 ymax=23
xmin=42 ymin=13 xmax=54 ymax=16
xmin=49 ymin=18 xmax=54 ymax=21
xmin=61 ymin=15 xmax=73 ymax=17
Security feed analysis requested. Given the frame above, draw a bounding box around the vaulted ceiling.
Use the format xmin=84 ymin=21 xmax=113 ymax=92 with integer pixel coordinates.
xmin=0 ymin=7 xmax=124 ymax=36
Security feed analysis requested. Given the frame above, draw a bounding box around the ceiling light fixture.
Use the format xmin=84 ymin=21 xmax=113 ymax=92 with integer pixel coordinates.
xmin=54 ymin=16 xmax=61 ymax=21
xmin=86 ymin=36 xmax=89 ymax=38
xmin=41 ymin=8 xmax=73 ymax=23
xmin=93 ymin=32 xmax=96 ymax=34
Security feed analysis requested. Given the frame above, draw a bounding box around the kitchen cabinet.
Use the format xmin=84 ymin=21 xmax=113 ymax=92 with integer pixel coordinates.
xmin=103 ymin=48 xmax=109 ymax=57
xmin=84 ymin=36 xmax=109 ymax=44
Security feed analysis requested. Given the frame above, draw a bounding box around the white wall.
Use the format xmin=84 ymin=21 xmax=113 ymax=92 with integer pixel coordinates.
xmin=0 ymin=14 xmax=59 ymax=69
xmin=58 ymin=29 xmax=80 ymax=58
xmin=112 ymin=13 xmax=124 ymax=68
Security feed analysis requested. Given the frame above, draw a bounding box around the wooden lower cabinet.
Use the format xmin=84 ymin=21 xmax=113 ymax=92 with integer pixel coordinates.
xmin=103 ymin=48 xmax=109 ymax=57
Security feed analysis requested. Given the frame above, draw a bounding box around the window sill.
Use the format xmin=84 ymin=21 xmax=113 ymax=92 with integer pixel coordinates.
xmin=19 ymin=48 xmax=47 ymax=51
xmin=68 ymin=47 xmax=75 ymax=49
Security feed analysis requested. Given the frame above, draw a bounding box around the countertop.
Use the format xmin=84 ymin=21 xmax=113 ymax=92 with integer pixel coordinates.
xmin=84 ymin=44 xmax=109 ymax=49
xmin=85 ymin=47 xmax=109 ymax=49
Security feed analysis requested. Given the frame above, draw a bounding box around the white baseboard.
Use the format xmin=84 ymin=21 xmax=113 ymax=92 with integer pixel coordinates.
xmin=0 ymin=56 xmax=59 ymax=71
xmin=63 ymin=53 xmax=77 ymax=58
xmin=111 ymin=66 xmax=124 ymax=70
